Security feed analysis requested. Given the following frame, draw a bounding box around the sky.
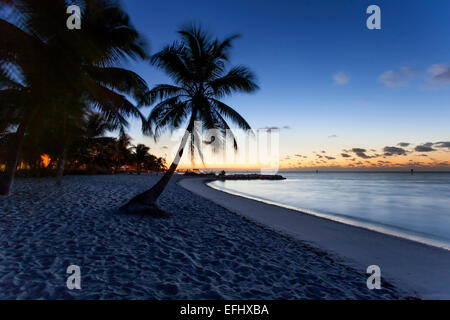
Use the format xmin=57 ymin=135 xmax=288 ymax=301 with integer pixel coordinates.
xmin=118 ymin=0 xmax=450 ymax=170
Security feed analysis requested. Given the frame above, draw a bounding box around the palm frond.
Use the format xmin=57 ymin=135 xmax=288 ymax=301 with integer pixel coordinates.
xmin=178 ymin=24 xmax=210 ymax=60
xmin=0 ymin=64 xmax=23 ymax=89
xmin=150 ymin=42 xmax=191 ymax=84
xmin=211 ymin=34 xmax=240 ymax=61
xmin=209 ymin=66 xmax=259 ymax=97
xmin=81 ymin=0 xmax=149 ymax=64
xmin=86 ymin=66 xmax=149 ymax=104
xmin=210 ymin=98 xmax=252 ymax=131
xmin=0 ymin=18 xmax=43 ymax=66
xmin=85 ymin=81 xmax=146 ymax=130
xmin=142 ymin=84 xmax=185 ymax=105
xmin=148 ymin=97 xmax=190 ymax=139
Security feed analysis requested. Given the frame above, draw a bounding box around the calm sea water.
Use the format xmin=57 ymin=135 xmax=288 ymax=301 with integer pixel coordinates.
xmin=209 ymin=172 xmax=450 ymax=249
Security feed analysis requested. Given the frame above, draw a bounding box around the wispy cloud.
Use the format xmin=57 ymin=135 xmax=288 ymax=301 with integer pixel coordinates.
xmin=397 ymin=142 xmax=410 ymax=147
xmin=415 ymin=143 xmax=435 ymax=152
xmin=351 ymin=148 xmax=375 ymax=159
xmin=259 ymin=126 xmax=291 ymax=131
xmin=428 ymin=64 xmax=450 ymax=83
xmin=419 ymin=64 xmax=450 ymax=90
xmin=383 ymin=146 xmax=408 ymax=156
xmin=435 ymin=141 xmax=450 ymax=150
xmin=379 ymin=67 xmax=416 ymax=88
xmin=333 ymin=72 xmax=350 ymax=85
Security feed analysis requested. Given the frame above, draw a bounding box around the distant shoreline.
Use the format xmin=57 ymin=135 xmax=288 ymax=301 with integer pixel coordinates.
xmin=179 ymin=177 xmax=450 ymax=299
xmin=177 ymin=170 xmax=450 ymax=173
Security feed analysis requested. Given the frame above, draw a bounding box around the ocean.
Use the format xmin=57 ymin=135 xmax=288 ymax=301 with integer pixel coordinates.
xmin=209 ymin=172 xmax=450 ymax=250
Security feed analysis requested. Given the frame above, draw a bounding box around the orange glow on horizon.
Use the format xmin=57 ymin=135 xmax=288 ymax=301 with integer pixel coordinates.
xmin=176 ymin=152 xmax=450 ymax=171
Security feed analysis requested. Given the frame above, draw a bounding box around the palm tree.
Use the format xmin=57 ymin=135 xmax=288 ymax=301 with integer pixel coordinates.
xmin=0 ymin=0 xmax=150 ymax=194
xmin=121 ymin=25 xmax=259 ymax=214
xmin=57 ymin=111 xmax=118 ymax=183
xmin=154 ymin=156 xmax=167 ymax=171
xmin=133 ymin=144 xmax=150 ymax=174
xmin=113 ymin=131 xmax=133 ymax=173
xmin=143 ymin=154 xmax=166 ymax=172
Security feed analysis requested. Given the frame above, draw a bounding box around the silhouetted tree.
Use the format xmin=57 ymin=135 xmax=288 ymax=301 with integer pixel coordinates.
xmin=121 ymin=25 xmax=259 ymax=214
xmin=133 ymin=144 xmax=150 ymax=174
xmin=0 ymin=0 xmax=150 ymax=194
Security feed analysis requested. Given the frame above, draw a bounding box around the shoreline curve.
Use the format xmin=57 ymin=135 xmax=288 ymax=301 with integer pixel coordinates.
xmin=207 ymin=180 xmax=450 ymax=251
xmin=178 ymin=177 xmax=450 ymax=299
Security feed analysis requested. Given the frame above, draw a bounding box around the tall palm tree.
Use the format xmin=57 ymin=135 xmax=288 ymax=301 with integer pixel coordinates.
xmin=0 ymin=0 xmax=150 ymax=195
xmin=133 ymin=144 xmax=150 ymax=174
xmin=121 ymin=26 xmax=259 ymax=214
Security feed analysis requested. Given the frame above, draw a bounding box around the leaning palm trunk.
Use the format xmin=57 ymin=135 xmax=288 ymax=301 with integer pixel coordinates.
xmin=0 ymin=120 xmax=28 ymax=195
xmin=120 ymin=120 xmax=193 ymax=214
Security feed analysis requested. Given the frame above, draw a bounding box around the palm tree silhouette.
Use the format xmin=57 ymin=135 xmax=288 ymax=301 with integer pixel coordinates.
xmin=0 ymin=0 xmax=150 ymax=194
xmin=121 ymin=25 xmax=259 ymax=214
xmin=133 ymin=144 xmax=151 ymax=175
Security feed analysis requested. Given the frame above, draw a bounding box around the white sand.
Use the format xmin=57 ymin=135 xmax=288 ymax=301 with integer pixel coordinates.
xmin=0 ymin=175 xmax=403 ymax=299
xmin=179 ymin=177 xmax=450 ymax=299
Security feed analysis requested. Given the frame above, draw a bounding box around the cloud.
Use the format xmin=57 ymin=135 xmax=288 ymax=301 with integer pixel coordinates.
xmin=397 ymin=142 xmax=410 ymax=147
xmin=351 ymin=148 xmax=374 ymax=159
xmin=260 ymin=126 xmax=291 ymax=132
xmin=325 ymin=156 xmax=336 ymax=160
xmin=383 ymin=146 xmax=408 ymax=156
xmin=333 ymin=72 xmax=350 ymax=85
xmin=260 ymin=126 xmax=279 ymax=130
xmin=328 ymin=134 xmax=338 ymax=139
xmin=379 ymin=67 xmax=416 ymax=88
xmin=415 ymin=143 xmax=435 ymax=152
xmin=428 ymin=64 xmax=450 ymax=83
xmin=434 ymin=141 xmax=450 ymax=149
xmin=341 ymin=153 xmax=351 ymax=158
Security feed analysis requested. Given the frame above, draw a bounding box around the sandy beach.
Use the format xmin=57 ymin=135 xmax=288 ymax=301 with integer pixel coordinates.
xmin=2 ymin=0 xmax=449 ymax=308
xmin=0 ymin=174 xmax=404 ymax=299
xmin=180 ymin=177 xmax=450 ymax=299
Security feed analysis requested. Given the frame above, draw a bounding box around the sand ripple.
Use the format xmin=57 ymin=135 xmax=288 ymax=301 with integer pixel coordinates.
xmin=0 ymin=175 xmax=402 ymax=299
